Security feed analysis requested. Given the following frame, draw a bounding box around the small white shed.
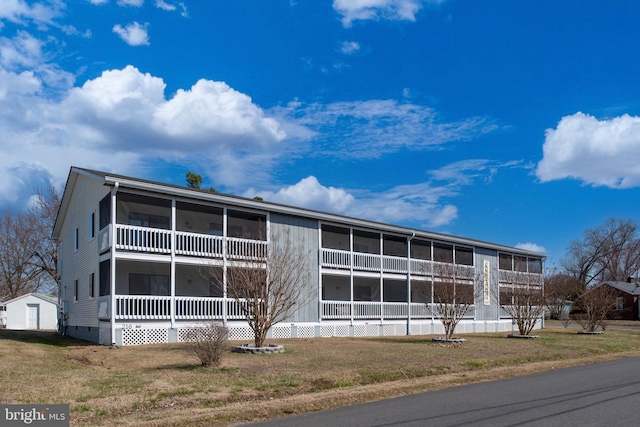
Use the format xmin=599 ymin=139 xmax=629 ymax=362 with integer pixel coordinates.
xmin=0 ymin=293 xmax=59 ymax=330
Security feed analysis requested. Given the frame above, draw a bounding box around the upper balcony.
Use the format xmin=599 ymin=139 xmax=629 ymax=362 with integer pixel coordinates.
xmin=321 ymin=248 xmax=475 ymax=278
xmin=99 ymin=224 xmax=267 ymax=261
xmin=98 ymin=193 xmax=268 ymax=261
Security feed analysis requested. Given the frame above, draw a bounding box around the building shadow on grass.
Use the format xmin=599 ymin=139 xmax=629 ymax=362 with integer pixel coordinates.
xmin=0 ymin=329 xmax=93 ymax=347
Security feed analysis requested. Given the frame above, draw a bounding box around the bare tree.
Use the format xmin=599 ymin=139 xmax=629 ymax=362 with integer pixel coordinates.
xmin=573 ymin=284 xmax=618 ymax=333
xmin=28 ymin=187 xmax=62 ymax=287
xmin=0 ymin=212 xmax=45 ymax=300
xmin=499 ymin=270 xmax=545 ymax=336
xmin=544 ymin=272 xmax=580 ymax=320
xmin=561 ymin=218 xmax=640 ymax=290
xmin=429 ymin=262 xmax=475 ymax=341
xmin=215 ymin=229 xmax=311 ymax=348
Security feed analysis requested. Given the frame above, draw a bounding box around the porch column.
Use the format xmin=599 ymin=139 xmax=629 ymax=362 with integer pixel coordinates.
xmin=318 ymin=222 xmax=323 ymax=322
xmin=349 ymin=228 xmax=354 ymax=325
xmin=110 ymin=182 xmax=119 ymax=346
xmin=407 ymin=233 xmax=414 ymax=335
xmin=222 ymin=207 xmax=228 ymax=325
xmin=170 ymin=198 xmax=176 ymax=329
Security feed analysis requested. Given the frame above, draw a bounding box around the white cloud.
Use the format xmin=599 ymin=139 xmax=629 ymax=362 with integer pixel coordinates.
xmin=113 ymin=22 xmax=150 ymax=46
xmin=429 ymin=159 xmax=522 ymax=185
xmin=0 ymin=65 xmax=291 ymax=207
xmin=251 ymin=177 xmax=459 ymax=228
xmin=333 ymin=0 xmax=443 ymax=27
xmin=117 ymin=0 xmax=144 ymax=7
xmin=536 ymin=112 xmax=640 ymax=188
xmin=155 ymin=0 xmax=174 ymax=11
xmin=86 ymin=1 xmax=108 ymax=4
xmin=515 ymin=242 xmax=547 ymax=254
xmin=253 ymin=176 xmax=355 ymax=214
xmin=271 ymin=99 xmax=496 ymax=159
xmin=0 ymin=0 xmax=64 ymax=28
xmin=154 ymin=0 xmax=187 ymax=17
xmin=340 ymin=41 xmax=360 ymax=54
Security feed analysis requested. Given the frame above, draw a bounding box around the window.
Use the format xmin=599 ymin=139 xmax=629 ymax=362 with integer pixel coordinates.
xmin=410 ymin=279 xmax=432 ymax=303
xmin=410 ymin=239 xmax=431 ymax=260
xmin=321 ymin=224 xmax=350 ymax=250
xmin=383 ymin=279 xmax=407 ymax=302
xmin=383 ymin=235 xmax=406 ymax=257
xmin=74 ymin=279 xmax=78 ymax=301
xmin=353 ymin=276 xmax=380 ymax=302
xmin=514 ymin=256 xmax=528 ymax=272
xmin=528 ymin=258 xmax=543 ymax=274
xmin=74 ymin=227 xmax=79 ymax=251
xmin=227 ymin=210 xmax=266 ymax=240
xmin=89 ymin=273 xmax=95 ymax=298
xmin=175 ymin=264 xmax=223 ymax=297
xmin=433 ymin=243 xmax=453 ymax=263
xmin=116 ymin=193 xmax=171 ymax=229
xmin=89 ymin=212 xmax=95 ymax=240
xmin=99 ymin=194 xmax=111 ymax=230
xmin=353 ymin=230 xmax=380 ymax=254
xmin=99 ymin=260 xmax=110 ymax=296
xmin=499 ymin=253 xmax=513 ymax=270
xmin=455 ymin=246 xmax=474 ymax=266
xmin=129 ymin=273 xmax=170 ymax=296
xmin=321 ymin=274 xmax=350 ymax=301
xmin=176 ymin=202 xmax=223 ymax=235
xmin=616 ymin=297 xmax=624 ymax=311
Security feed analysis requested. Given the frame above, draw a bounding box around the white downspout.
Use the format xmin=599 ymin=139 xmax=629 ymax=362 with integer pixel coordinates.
xmin=110 ymin=182 xmax=119 ymax=346
xmin=407 ymin=231 xmax=415 ymax=335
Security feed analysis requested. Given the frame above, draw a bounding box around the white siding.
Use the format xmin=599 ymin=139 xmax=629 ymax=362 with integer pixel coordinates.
xmin=59 ymin=174 xmax=110 ymax=328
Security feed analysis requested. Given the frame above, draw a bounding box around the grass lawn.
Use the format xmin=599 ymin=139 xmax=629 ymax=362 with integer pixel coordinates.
xmin=2 ymin=327 xmax=640 ymax=426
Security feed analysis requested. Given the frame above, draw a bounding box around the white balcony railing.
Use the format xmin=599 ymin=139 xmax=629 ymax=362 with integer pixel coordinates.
xmin=174 ymin=297 xmax=224 ymax=320
xmin=112 ymin=224 xmax=267 ymax=260
xmin=175 ymin=232 xmax=224 ymax=258
xmin=116 ymin=225 xmax=171 ymax=254
xmin=410 ymin=259 xmax=432 ymax=275
xmin=320 ymin=249 xmax=458 ymax=277
xmin=115 ymin=295 xmax=171 ymax=320
xmin=320 ymin=301 xmax=475 ymax=320
xmin=227 ymin=237 xmax=267 ymax=261
xmin=115 ymin=295 xmax=251 ymax=320
xmin=499 ymin=270 xmax=544 ymax=285
xmin=322 ymin=248 xmax=351 ymax=269
xmin=113 ymin=296 xmax=476 ymax=321
xmin=382 ymin=256 xmax=408 ymax=274
xmin=353 ymin=253 xmax=381 ymax=271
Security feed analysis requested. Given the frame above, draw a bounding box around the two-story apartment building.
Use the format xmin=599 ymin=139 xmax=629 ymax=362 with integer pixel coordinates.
xmin=52 ymin=167 xmax=545 ymax=346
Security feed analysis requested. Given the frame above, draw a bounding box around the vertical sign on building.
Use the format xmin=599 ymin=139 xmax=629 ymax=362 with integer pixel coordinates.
xmin=483 ymin=260 xmax=490 ymax=306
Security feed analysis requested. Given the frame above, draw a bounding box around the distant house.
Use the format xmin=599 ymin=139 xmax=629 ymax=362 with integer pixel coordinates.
xmin=598 ymin=280 xmax=640 ymax=320
xmin=0 ymin=293 xmax=59 ymax=330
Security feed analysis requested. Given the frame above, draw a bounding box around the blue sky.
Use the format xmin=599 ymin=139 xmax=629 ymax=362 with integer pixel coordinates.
xmin=1 ymin=0 xmax=640 ymax=267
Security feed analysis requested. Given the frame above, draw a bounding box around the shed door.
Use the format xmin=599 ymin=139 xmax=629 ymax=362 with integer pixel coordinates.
xmin=27 ymin=304 xmax=40 ymax=329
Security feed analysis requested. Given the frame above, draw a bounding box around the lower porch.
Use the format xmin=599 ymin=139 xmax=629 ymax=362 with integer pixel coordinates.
xmin=90 ymin=317 xmax=528 ymax=346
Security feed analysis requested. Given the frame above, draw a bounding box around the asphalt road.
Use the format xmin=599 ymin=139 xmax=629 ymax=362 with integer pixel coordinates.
xmin=250 ymin=356 xmax=640 ymax=427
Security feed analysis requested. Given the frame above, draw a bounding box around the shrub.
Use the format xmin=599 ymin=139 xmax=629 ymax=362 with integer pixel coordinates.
xmin=184 ymin=322 xmax=229 ymax=367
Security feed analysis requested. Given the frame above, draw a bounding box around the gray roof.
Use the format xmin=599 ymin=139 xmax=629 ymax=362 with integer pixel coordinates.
xmin=600 ymin=281 xmax=640 ymax=295
xmin=53 ymin=166 xmax=547 ymax=258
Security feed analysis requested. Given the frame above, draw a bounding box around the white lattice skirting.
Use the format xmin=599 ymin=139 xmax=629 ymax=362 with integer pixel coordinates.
xmin=115 ymin=319 xmax=527 ymax=345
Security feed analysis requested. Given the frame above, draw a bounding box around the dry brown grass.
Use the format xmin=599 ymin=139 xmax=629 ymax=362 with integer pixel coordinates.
xmin=2 ymin=328 xmax=640 ymax=426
